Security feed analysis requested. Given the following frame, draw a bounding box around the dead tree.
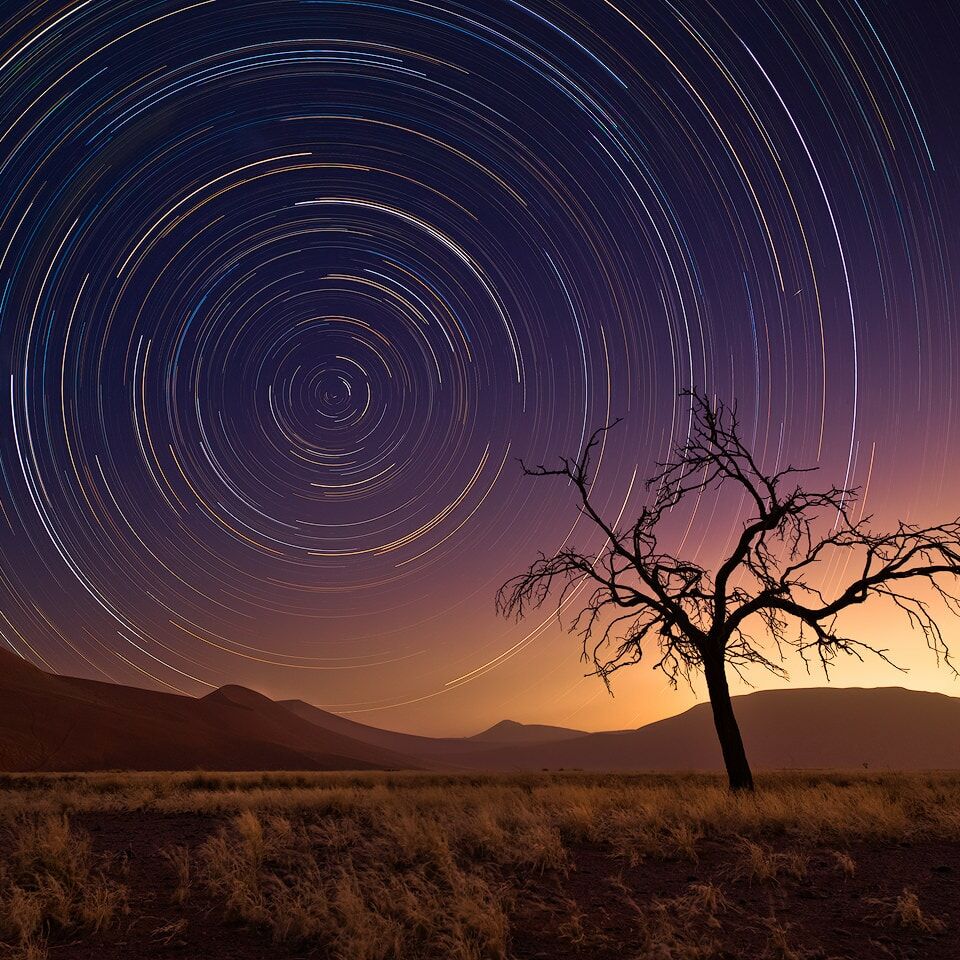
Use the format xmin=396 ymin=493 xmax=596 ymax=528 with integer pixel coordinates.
xmin=497 ymin=391 xmax=960 ymax=791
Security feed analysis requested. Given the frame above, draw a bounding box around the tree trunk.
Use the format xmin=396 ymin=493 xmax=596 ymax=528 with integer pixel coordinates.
xmin=703 ymin=653 xmax=754 ymax=792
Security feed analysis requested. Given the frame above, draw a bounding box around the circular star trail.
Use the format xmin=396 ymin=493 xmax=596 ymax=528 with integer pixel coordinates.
xmin=0 ymin=0 xmax=956 ymax=723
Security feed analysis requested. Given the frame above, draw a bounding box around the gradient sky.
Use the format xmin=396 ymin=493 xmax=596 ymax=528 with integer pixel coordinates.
xmin=1 ymin=0 xmax=959 ymax=736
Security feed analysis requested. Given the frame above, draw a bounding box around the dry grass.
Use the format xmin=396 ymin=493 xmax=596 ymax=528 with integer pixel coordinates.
xmin=0 ymin=814 xmax=126 ymax=959
xmin=759 ymin=914 xmax=809 ymax=960
xmin=610 ymin=874 xmax=732 ymax=959
xmin=866 ymin=886 xmax=946 ymax=932
xmin=0 ymin=772 xmax=955 ymax=957
xmin=734 ymin=839 xmax=809 ymax=884
xmin=197 ymin=808 xmax=512 ymax=958
xmin=160 ymin=844 xmax=192 ymax=904
xmin=1 ymin=770 xmax=959 ymax=845
xmin=830 ymin=849 xmax=857 ymax=878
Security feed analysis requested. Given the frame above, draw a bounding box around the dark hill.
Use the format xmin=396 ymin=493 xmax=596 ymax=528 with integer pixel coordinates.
xmin=469 ymin=719 xmax=587 ymax=744
xmin=447 ymin=687 xmax=960 ymax=771
xmin=0 ymin=649 xmax=416 ymax=772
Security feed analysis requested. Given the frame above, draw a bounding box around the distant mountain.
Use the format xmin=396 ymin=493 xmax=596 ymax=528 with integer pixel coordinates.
xmin=279 ymin=698 xmax=469 ymax=757
xmin=285 ymin=687 xmax=960 ymax=771
xmin=2 ymin=648 xmax=959 ymax=772
xmin=469 ymin=719 xmax=586 ymax=744
xmin=0 ymin=650 xmax=417 ymax=772
xmin=278 ymin=700 xmax=583 ymax=760
xmin=448 ymin=687 xmax=960 ymax=771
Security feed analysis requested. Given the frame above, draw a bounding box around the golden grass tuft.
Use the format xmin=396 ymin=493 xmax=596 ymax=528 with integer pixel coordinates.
xmin=160 ymin=844 xmax=192 ymax=904
xmin=734 ymin=839 xmax=809 ymax=885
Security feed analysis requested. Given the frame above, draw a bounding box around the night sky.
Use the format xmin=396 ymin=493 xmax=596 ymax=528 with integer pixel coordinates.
xmin=1 ymin=0 xmax=959 ymax=735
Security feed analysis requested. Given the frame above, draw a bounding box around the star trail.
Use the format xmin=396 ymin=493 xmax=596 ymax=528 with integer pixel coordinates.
xmin=0 ymin=0 xmax=957 ymax=733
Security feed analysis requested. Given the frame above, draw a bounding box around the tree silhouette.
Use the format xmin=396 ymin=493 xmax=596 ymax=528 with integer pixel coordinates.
xmin=497 ymin=391 xmax=960 ymax=791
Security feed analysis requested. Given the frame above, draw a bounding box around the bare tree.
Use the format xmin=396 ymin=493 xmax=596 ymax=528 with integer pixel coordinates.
xmin=497 ymin=391 xmax=960 ymax=791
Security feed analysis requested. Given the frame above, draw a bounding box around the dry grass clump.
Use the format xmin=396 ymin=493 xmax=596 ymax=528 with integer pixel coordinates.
xmin=160 ymin=844 xmax=192 ymax=904
xmin=829 ymin=849 xmax=856 ymax=878
xmin=0 ymin=814 xmax=126 ymax=959
xmin=759 ymin=914 xmax=811 ymax=960
xmin=612 ymin=876 xmax=731 ymax=959
xmin=603 ymin=805 xmax=704 ymax=865
xmin=198 ymin=808 xmax=513 ymax=958
xmin=866 ymin=886 xmax=946 ymax=932
xmin=734 ymin=839 xmax=808 ymax=885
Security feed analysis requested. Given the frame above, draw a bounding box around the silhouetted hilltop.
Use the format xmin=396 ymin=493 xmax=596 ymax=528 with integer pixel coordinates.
xmin=469 ymin=719 xmax=587 ymax=744
xmin=0 ymin=650 xmax=416 ymax=772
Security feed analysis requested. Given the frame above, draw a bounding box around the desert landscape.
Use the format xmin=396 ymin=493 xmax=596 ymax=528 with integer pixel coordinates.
xmin=3 ymin=0 xmax=960 ymax=958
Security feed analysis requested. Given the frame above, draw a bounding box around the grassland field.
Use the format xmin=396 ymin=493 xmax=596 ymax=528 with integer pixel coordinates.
xmin=0 ymin=771 xmax=958 ymax=960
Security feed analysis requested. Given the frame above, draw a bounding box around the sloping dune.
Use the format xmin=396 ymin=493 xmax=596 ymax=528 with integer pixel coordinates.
xmin=0 ymin=650 xmax=416 ymax=772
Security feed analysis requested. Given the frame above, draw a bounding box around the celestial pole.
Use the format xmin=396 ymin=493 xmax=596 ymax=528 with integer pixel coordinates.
xmin=0 ymin=0 xmax=957 ymax=731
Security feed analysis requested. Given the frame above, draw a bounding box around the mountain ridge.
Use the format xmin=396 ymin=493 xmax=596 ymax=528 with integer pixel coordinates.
xmin=2 ymin=648 xmax=959 ymax=771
